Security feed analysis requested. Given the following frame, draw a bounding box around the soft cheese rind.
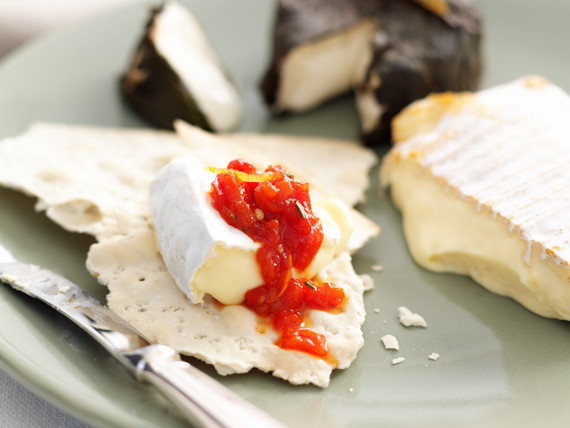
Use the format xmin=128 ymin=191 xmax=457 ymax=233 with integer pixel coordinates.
xmin=382 ymin=76 xmax=570 ymax=320
xmin=149 ymin=156 xmax=262 ymax=305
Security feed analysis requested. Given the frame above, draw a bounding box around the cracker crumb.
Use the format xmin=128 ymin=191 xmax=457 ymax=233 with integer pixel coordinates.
xmin=392 ymin=357 xmax=405 ymax=365
xmin=428 ymin=352 xmax=440 ymax=361
xmin=58 ymin=285 xmax=70 ymax=293
xmin=381 ymin=334 xmax=399 ymax=350
xmin=360 ymin=273 xmax=374 ymax=291
xmin=371 ymin=264 xmax=383 ymax=272
xmin=398 ymin=306 xmax=427 ymax=327
xmin=373 ymin=308 xmax=380 ymax=313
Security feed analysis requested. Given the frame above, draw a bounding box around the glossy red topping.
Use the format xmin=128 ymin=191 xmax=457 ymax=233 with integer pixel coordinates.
xmin=209 ymin=160 xmax=346 ymax=357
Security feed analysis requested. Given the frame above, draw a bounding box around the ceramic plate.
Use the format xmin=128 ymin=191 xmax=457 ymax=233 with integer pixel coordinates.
xmin=0 ymin=1 xmax=569 ymax=427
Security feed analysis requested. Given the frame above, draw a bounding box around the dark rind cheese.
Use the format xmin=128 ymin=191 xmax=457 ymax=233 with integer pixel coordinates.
xmin=120 ymin=2 xmax=241 ymax=132
xmin=260 ymin=0 xmax=481 ymax=144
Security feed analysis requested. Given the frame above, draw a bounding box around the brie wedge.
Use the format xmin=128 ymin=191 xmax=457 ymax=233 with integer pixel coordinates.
xmin=150 ymin=156 xmax=354 ymax=305
xmin=381 ymin=76 xmax=570 ymax=321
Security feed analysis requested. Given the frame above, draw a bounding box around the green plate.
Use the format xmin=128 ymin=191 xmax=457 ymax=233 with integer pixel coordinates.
xmin=0 ymin=1 xmax=569 ymax=427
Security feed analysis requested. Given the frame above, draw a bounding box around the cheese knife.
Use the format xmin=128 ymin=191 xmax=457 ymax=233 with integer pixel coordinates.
xmin=0 ymin=244 xmax=286 ymax=428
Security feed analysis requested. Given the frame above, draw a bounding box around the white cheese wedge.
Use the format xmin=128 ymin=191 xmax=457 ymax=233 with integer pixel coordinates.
xmin=153 ymin=2 xmax=242 ymax=131
xmin=381 ymin=76 xmax=570 ymax=321
xmin=149 ymin=156 xmax=261 ymax=305
xmin=150 ymin=156 xmax=354 ymax=305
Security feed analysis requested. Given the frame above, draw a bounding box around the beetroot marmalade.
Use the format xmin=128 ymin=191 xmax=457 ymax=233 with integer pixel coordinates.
xmin=209 ymin=160 xmax=346 ymax=357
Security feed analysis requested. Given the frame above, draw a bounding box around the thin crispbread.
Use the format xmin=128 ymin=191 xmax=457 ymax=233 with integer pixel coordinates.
xmin=0 ymin=122 xmax=379 ymax=386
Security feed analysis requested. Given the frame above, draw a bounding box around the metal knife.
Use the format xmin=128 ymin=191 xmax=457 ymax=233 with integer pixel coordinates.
xmin=0 ymin=244 xmax=286 ymax=428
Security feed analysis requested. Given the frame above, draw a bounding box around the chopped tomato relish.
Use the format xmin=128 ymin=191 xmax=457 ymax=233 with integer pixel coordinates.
xmin=209 ymin=160 xmax=346 ymax=357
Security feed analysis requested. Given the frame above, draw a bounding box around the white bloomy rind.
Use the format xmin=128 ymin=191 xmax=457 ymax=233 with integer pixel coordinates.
xmin=153 ymin=2 xmax=242 ymax=131
xmin=150 ymin=156 xmax=354 ymax=305
xmin=382 ymin=76 xmax=570 ymax=320
xmin=150 ymin=156 xmax=261 ymax=305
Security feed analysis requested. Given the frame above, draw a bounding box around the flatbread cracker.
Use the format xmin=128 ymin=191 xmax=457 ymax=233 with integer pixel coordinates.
xmin=174 ymin=120 xmax=376 ymax=206
xmin=0 ymin=122 xmax=379 ymax=386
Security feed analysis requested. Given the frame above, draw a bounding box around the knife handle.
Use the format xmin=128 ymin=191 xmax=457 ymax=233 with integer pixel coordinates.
xmin=126 ymin=344 xmax=286 ymax=428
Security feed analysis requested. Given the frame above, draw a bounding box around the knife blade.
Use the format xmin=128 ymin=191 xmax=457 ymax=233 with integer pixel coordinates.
xmin=0 ymin=245 xmax=286 ymax=428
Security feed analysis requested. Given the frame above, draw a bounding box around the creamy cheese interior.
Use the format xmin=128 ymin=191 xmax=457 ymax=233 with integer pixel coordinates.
xmin=153 ymin=2 xmax=242 ymax=131
xmin=0 ymin=122 xmax=378 ymax=387
xmin=297 ymin=198 xmax=354 ymax=279
xmin=277 ymin=20 xmax=376 ymax=112
xmin=150 ymin=156 xmax=354 ymax=305
xmin=384 ymin=158 xmax=570 ymax=319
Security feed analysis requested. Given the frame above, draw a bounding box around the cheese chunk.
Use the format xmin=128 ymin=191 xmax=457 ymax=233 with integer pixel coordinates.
xmin=153 ymin=2 xmax=242 ymax=131
xmin=381 ymin=76 xmax=570 ymax=321
xmin=150 ymin=156 xmax=353 ymax=305
xmin=276 ymin=20 xmax=377 ymax=112
xmin=149 ymin=156 xmax=261 ymax=305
